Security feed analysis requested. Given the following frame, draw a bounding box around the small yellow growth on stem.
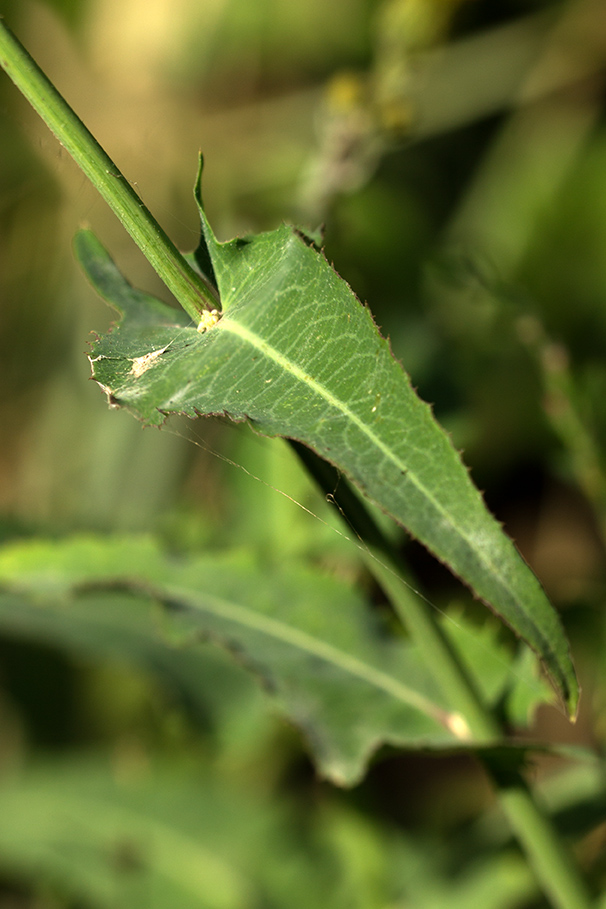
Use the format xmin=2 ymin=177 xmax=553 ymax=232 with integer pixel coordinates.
xmin=197 ymin=309 xmax=220 ymax=333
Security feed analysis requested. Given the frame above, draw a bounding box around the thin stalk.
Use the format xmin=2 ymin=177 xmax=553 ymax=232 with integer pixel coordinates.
xmin=291 ymin=442 xmax=593 ymax=909
xmin=374 ymin=555 xmax=592 ymax=909
xmin=289 ymin=441 xmax=495 ymax=738
xmin=0 ymin=17 xmax=218 ymax=324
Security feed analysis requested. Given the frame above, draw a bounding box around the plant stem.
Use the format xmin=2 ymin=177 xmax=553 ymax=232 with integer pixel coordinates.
xmin=0 ymin=17 xmax=218 ymax=324
xmin=291 ymin=441 xmax=499 ymax=737
xmin=374 ymin=562 xmax=592 ymax=909
xmin=292 ymin=442 xmax=593 ymax=909
xmin=497 ymin=779 xmax=593 ymax=909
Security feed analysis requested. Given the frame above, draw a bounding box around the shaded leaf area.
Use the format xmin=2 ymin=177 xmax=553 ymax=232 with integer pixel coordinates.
xmin=440 ymin=613 xmax=553 ymax=728
xmin=0 ymin=757 xmax=543 ymax=909
xmin=0 ymin=536 xmax=462 ymax=786
xmin=0 ymin=537 xmax=556 ymax=785
xmin=0 ymin=589 xmax=262 ymax=744
xmin=0 ymin=759 xmax=300 ymax=909
xmin=79 ymin=181 xmax=577 ymax=717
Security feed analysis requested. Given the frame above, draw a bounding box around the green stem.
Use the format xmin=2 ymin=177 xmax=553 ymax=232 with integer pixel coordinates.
xmin=496 ymin=779 xmax=593 ymax=909
xmin=292 ymin=443 xmax=593 ymax=909
xmin=379 ymin=556 xmax=592 ymax=909
xmin=0 ymin=17 xmax=218 ymax=324
xmin=290 ymin=441 xmax=499 ymax=738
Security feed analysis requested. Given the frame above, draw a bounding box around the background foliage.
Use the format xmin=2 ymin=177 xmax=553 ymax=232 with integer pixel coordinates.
xmin=1 ymin=0 xmax=606 ymax=906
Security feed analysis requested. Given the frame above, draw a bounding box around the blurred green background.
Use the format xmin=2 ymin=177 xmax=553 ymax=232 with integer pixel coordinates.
xmin=2 ymin=0 xmax=606 ymax=905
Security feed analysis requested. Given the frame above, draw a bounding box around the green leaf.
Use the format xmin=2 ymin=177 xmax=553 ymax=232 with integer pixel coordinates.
xmin=0 ymin=759 xmax=268 ymax=909
xmin=0 ymin=757 xmax=543 ymax=909
xmin=78 ymin=172 xmax=578 ymax=718
xmin=439 ymin=610 xmax=553 ymax=726
xmin=0 ymin=535 xmax=458 ymax=785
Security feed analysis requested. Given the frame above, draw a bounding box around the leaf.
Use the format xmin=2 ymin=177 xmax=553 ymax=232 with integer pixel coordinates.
xmin=78 ymin=168 xmax=578 ymax=718
xmin=0 ymin=584 xmax=266 ymax=746
xmin=0 ymin=535 xmax=459 ymax=786
xmin=0 ymin=759 xmax=269 ymax=909
xmin=439 ymin=611 xmax=553 ymax=726
xmin=0 ymin=756 xmax=544 ymax=909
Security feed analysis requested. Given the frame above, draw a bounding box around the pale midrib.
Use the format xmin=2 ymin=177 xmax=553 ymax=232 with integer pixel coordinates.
xmin=169 ymin=584 xmax=447 ymax=723
xmin=221 ymin=319 xmax=514 ymax=605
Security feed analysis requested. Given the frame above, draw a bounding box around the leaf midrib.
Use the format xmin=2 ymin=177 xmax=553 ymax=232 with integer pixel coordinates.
xmin=165 ymin=582 xmax=447 ymax=723
xmin=219 ymin=318 xmax=531 ymax=620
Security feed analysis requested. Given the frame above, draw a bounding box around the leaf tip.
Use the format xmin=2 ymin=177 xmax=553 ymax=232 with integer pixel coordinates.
xmin=195 ymin=152 xmax=205 ymax=208
xmin=72 ymin=227 xmax=99 ymax=262
xmin=567 ymin=686 xmax=580 ymax=724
